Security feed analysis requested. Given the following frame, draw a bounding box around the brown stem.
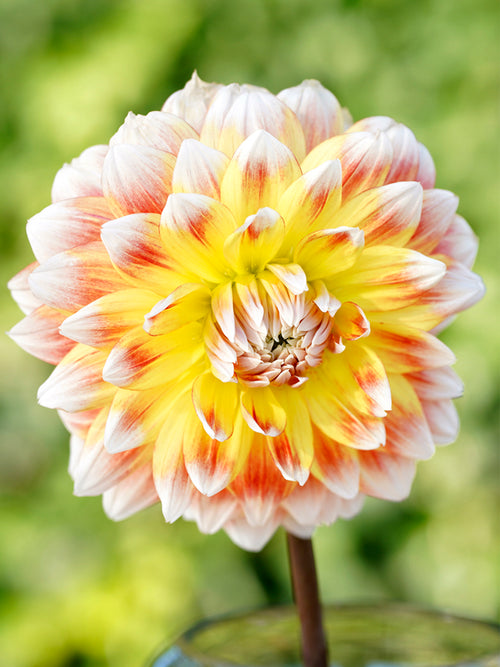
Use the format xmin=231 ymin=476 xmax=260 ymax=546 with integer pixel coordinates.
xmin=286 ymin=532 xmax=329 ymax=667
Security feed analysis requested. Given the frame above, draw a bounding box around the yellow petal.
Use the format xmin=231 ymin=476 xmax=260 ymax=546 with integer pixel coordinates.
xmin=294 ymin=226 xmax=364 ymax=281
xmin=220 ymin=130 xmax=301 ymax=224
xmin=223 ymin=207 xmax=285 ymax=273
xmin=172 ymin=139 xmax=229 ymax=199
xmin=240 ymin=386 xmax=287 ymax=436
xmin=192 ymin=372 xmax=239 ymax=441
xmin=144 ymin=283 xmax=211 ymax=336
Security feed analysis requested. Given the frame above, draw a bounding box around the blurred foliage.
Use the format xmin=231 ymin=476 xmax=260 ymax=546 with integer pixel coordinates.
xmin=0 ymin=0 xmax=499 ymax=665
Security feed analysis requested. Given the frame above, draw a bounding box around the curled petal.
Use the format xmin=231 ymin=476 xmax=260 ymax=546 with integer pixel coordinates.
xmin=160 ymin=193 xmax=236 ymax=282
xmin=192 ymin=372 xmax=239 ymax=441
xmin=294 ymin=226 xmax=364 ymax=281
xmin=172 ymin=139 xmax=229 ymax=198
xmin=110 ymin=110 xmax=197 ymax=153
xmin=61 ymin=289 xmax=159 ymax=348
xmin=333 ymin=182 xmax=423 ymax=248
xmin=241 ymin=386 xmax=286 ymax=436
xmin=27 ymin=197 xmax=114 ymax=264
xmin=201 ymin=84 xmax=306 ymax=160
xmin=204 ymin=315 xmax=237 ymax=383
xmin=266 ymin=263 xmax=308 ymax=296
xmin=8 ymin=305 xmax=74 ymax=365
xmin=38 ymin=344 xmax=114 ymax=412
xmin=302 ymin=131 xmax=393 ymax=201
xmin=102 ymin=144 xmax=175 ymax=215
xmin=51 ymin=145 xmax=108 ymax=202
xmin=161 ymin=71 xmax=223 ymax=133
xmin=278 ymin=79 xmax=344 ymax=151
xmin=278 ymin=160 xmax=342 ymax=253
xmin=333 ymin=302 xmax=370 ymax=341
xmin=224 ymin=207 xmax=285 ymax=273
xmin=220 ymin=130 xmax=302 ymax=224
xmin=144 ymin=283 xmax=211 ymax=336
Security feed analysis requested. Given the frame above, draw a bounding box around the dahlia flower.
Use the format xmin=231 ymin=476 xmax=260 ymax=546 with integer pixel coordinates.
xmin=8 ymin=73 xmax=483 ymax=551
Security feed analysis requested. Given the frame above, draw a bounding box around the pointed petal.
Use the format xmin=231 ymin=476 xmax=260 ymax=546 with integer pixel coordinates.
xmin=383 ymin=123 xmax=420 ymax=183
xmin=8 ymin=262 xmax=42 ymax=315
xmin=266 ymin=388 xmax=313 ymax=485
xmin=61 ymin=289 xmax=159 ymax=348
xmin=266 ymin=263 xmax=308 ymax=295
xmin=282 ymin=476 xmax=331 ymax=526
xmin=162 ymin=71 xmax=223 ymax=133
xmin=8 ymin=304 xmax=74 ymax=364
xmin=153 ymin=393 xmax=195 ymax=522
xmin=224 ymin=516 xmax=279 ymax=551
xmin=27 ymin=197 xmax=114 ymax=264
xmin=230 ymin=433 xmax=291 ymax=527
xmin=434 ymin=215 xmax=479 ymax=268
xmin=301 ymin=131 xmax=393 ymax=201
xmin=408 ymin=189 xmax=458 ymax=254
xmin=203 ymin=314 xmax=237 ymax=383
xmin=144 ymin=283 xmax=211 ymax=336
xmin=201 ymin=84 xmax=306 ymax=160
xmin=294 ymin=226 xmax=364 ymax=281
xmin=102 ymin=322 xmax=203 ymax=390
xmin=29 ymin=241 xmax=128 ymax=312
xmin=160 ymin=193 xmax=236 ymax=282
xmin=172 ymin=139 xmax=229 ymax=199
xmin=278 ymin=80 xmax=344 ymax=152
xmin=184 ymin=490 xmax=237 ymax=534
xmin=101 ymin=213 xmax=182 ymax=292
xmin=333 ymin=302 xmax=370 ymax=341
xmin=359 ymin=449 xmax=416 ymax=501
xmin=407 ymin=366 xmax=463 ymax=401
xmin=278 ymin=160 xmax=342 ymax=253
xmin=103 ymin=464 xmax=158 ymax=520
xmin=333 ymin=182 xmax=423 ymax=247
xmin=422 ymin=399 xmax=459 ymax=445
xmin=385 ymin=374 xmax=435 ymax=460
xmin=51 ymin=145 xmax=108 ymax=202
xmin=192 ymin=372 xmax=239 ymax=441
xmin=240 ymin=386 xmax=286 ymax=436
xmin=368 ymin=322 xmax=455 ymax=373
xmin=110 ymin=110 xmax=197 ymax=153
xmin=223 ymin=207 xmax=285 ymax=273
xmin=38 ymin=344 xmax=114 ymax=411
xmin=415 ymin=143 xmax=436 ymax=189
xmin=333 ymin=246 xmax=446 ymax=312
xmin=311 ymin=428 xmax=360 ymax=499
xmin=220 ymin=130 xmax=302 ymax=224
xmin=344 ymin=343 xmax=392 ymax=415
xmin=102 ymin=144 xmax=175 ymax=215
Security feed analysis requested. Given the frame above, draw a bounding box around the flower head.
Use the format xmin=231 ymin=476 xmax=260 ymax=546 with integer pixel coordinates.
xmin=9 ymin=73 xmax=484 ymax=550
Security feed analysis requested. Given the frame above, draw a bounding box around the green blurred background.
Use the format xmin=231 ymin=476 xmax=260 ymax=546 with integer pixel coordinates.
xmin=0 ymin=0 xmax=498 ymax=665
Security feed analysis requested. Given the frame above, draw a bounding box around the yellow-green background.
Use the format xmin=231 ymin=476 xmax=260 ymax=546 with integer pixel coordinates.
xmin=0 ymin=0 xmax=498 ymax=665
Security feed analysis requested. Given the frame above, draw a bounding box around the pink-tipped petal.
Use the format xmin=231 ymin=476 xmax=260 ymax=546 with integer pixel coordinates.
xmin=110 ymin=110 xmax=197 ymax=153
xmin=8 ymin=305 xmax=74 ymax=364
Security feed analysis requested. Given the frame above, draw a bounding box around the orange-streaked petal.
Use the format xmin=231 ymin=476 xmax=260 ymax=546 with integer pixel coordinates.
xmin=160 ymin=193 xmax=236 ymax=282
xmin=368 ymin=322 xmax=455 ymax=373
xmin=223 ymin=207 xmax=285 ymax=273
xmin=422 ymin=398 xmax=459 ymax=445
xmin=311 ymin=428 xmax=360 ymax=499
xmin=172 ymin=139 xmax=229 ymax=199
xmin=266 ymin=388 xmax=313 ymax=485
xmin=102 ymin=144 xmax=175 ymax=215
xmin=407 ymin=366 xmax=463 ymax=401
xmin=27 ymin=197 xmax=114 ymax=264
xmin=294 ymin=226 xmax=364 ymax=281
xmin=344 ymin=343 xmax=392 ymax=415
xmin=61 ymin=289 xmax=159 ymax=348
xmin=7 ymin=262 xmax=42 ymax=315
xmin=192 ymin=372 xmax=239 ymax=441
xmin=220 ymin=130 xmax=302 ymax=224
xmin=8 ymin=304 xmax=74 ymax=364
xmin=29 ymin=241 xmax=128 ymax=313
xmin=434 ymin=215 xmax=478 ymax=268
xmin=278 ymin=80 xmax=344 ymax=152
xmin=278 ymin=160 xmax=342 ymax=254
xmin=407 ymin=189 xmax=458 ymax=254
xmin=301 ymin=131 xmax=393 ymax=201
xmin=332 ymin=182 xmax=423 ymax=247
xmin=37 ymin=344 xmax=114 ymax=411
xmin=333 ymin=246 xmax=446 ymax=312
xmin=333 ymin=302 xmax=370 ymax=341
xmin=240 ymin=386 xmax=287 ymax=436
xmin=101 ymin=213 xmax=183 ymax=292
xmin=359 ymin=449 xmax=416 ymax=501
xmin=103 ymin=463 xmax=158 ymax=521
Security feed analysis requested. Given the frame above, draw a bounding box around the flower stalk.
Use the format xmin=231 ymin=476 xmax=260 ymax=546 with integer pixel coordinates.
xmin=287 ymin=532 xmax=328 ymax=667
